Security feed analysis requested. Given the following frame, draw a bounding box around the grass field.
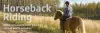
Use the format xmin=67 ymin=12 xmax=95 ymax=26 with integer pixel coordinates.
xmin=31 ymin=16 xmax=100 ymax=33
xmin=0 ymin=11 xmax=100 ymax=33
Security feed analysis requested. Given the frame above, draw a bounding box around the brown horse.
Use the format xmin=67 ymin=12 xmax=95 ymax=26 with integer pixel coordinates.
xmin=54 ymin=11 xmax=86 ymax=33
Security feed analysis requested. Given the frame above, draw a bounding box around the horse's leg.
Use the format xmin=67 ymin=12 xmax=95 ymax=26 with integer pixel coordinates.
xmin=60 ymin=30 xmax=65 ymax=33
xmin=71 ymin=29 xmax=76 ymax=33
xmin=78 ymin=21 xmax=86 ymax=33
xmin=63 ymin=30 xmax=67 ymax=33
xmin=61 ymin=29 xmax=67 ymax=33
xmin=72 ymin=30 xmax=76 ymax=33
xmin=78 ymin=25 xmax=83 ymax=33
xmin=60 ymin=30 xmax=64 ymax=33
xmin=69 ymin=25 xmax=77 ymax=33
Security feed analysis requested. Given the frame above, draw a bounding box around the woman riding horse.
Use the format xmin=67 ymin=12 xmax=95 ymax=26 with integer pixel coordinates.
xmin=54 ymin=11 xmax=86 ymax=33
xmin=60 ymin=1 xmax=73 ymax=33
xmin=54 ymin=1 xmax=86 ymax=33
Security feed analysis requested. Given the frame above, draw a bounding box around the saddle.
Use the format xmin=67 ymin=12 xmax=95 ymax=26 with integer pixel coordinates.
xmin=61 ymin=16 xmax=72 ymax=21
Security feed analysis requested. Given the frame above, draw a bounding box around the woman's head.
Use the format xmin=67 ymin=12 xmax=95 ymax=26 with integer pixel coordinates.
xmin=65 ymin=1 xmax=69 ymax=7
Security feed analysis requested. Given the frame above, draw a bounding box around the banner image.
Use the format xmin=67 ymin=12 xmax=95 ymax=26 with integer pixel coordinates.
xmin=0 ymin=0 xmax=100 ymax=33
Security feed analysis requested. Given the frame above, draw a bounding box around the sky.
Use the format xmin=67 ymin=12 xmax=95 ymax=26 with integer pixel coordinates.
xmin=60 ymin=0 xmax=100 ymax=7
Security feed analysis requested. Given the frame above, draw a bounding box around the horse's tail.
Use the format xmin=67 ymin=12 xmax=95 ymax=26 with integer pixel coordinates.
xmin=78 ymin=19 xmax=86 ymax=33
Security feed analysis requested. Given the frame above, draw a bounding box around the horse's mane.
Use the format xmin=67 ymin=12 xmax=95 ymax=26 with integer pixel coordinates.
xmin=57 ymin=10 xmax=63 ymax=15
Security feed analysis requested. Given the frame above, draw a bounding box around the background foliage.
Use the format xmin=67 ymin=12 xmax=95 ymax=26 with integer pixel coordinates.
xmin=0 ymin=0 xmax=100 ymax=19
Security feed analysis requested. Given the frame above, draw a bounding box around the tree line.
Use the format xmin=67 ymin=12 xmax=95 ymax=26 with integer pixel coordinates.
xmin=72 ymin=2 xmax=100 ymax=20
xmin=0 ymin=0 xmax=100 ymax=19
xmin=0 ymin=0 xmax=59 ymax=16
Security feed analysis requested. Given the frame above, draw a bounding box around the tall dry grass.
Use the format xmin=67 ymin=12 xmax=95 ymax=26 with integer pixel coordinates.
xmin=31 ymin=16 xmax=100 ymax=33
xmin=0 ymin=11 xmax=100 ymax=33
xmin=84 ymin=20 xmax=100 ymax=33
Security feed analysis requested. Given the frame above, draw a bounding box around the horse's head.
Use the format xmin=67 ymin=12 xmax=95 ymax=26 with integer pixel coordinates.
xmin=54 ymin=10 xmax=63 ymax=20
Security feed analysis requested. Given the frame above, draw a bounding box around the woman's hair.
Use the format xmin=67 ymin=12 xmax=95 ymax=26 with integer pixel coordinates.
xmin=65 ymin=1 xmax=69 ymax=5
